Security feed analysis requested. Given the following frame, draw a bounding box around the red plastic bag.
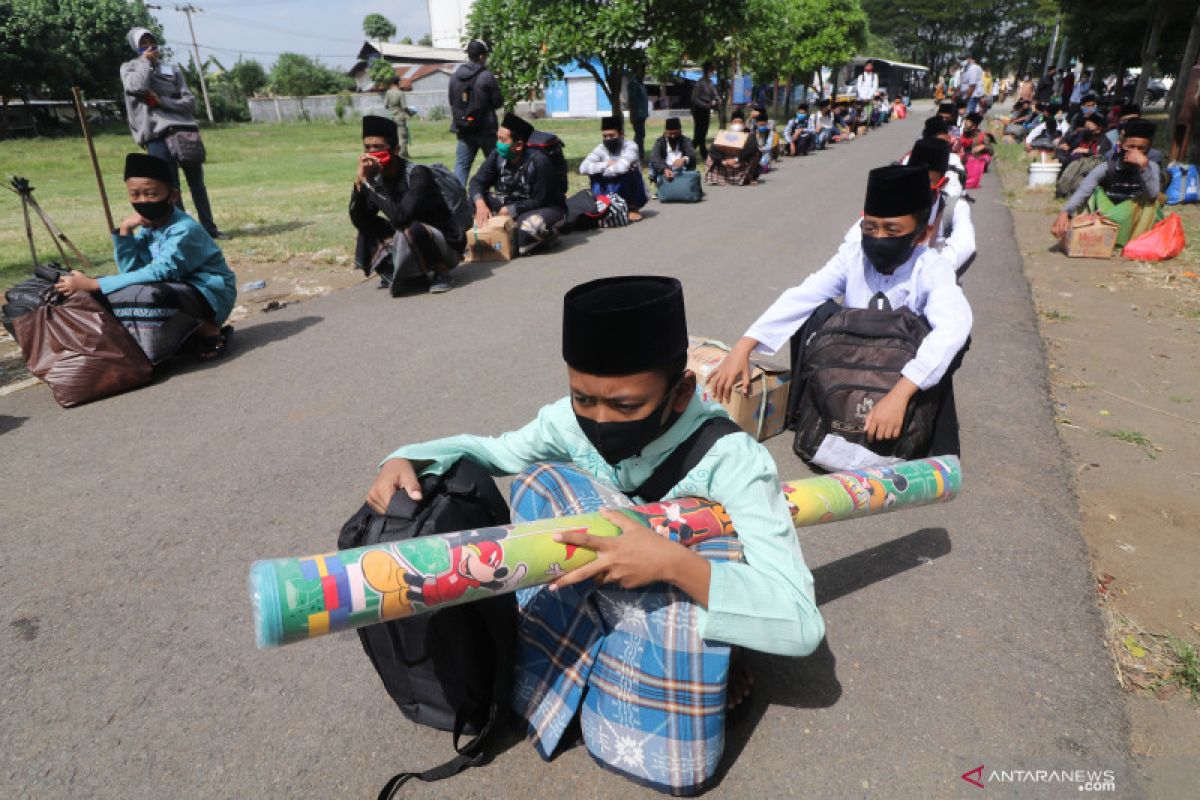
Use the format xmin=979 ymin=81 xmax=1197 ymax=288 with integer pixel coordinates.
xmin=12 ymin=290 xmax=152 ymax=407
xmin=1121 ymin=213 xmax=1186 ymax=262
xmin=964 ymin=154 xmax=989 ymax=189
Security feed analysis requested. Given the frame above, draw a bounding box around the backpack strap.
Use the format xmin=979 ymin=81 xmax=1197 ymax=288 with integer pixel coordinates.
xmin=375 ymin=599 xmax=512 ymax=799
xmin=634 ymin=416 xmax=743 ymax=503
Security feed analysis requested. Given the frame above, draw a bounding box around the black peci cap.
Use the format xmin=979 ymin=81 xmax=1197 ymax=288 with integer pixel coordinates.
xmin=124 ymin=152 xmax=172 ymax=184
xmin=908 ymin=138 xmax=951 ymax=175
xmin=362 ymin=115 xmax=398 ymax=145
xmin=864 ymin=165 xmax=932 ymax=218
xmin=501 ymin=112 xmax=534 ymax=141
xmin=562 ymin=276 xmax=688 ymax=376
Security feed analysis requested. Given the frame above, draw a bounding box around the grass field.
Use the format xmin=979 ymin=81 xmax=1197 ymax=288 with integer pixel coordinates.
xmin=0 ymin=117 xmax=653 ymax=291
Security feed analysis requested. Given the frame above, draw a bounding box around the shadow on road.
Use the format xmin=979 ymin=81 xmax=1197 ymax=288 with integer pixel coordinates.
xmin=710 ymin=527 xmax=953 ymax=791
xmin=0 ymin=414 xmax=28 ymax=434
xmin=233 ymin=220 xmax=313 ymax=238
xmin=154 ymin=315 xmax=324 ymax=382
xmin=814 ymin=527 xmax=952 ymax=606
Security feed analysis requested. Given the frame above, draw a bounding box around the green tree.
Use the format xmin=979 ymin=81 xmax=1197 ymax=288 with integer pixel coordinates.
xmin=861 ymin=0 xmax=1056 ymax=82
xmin=717 ymin=0 xmax=865 ymax=114
xmin=417 ymin=33 xmax=433 ymax=46
xmin=0 ymin=0 xmax=162 ymax=101
xmin=0 ymin=0 xmax=62 ymax=104
xmin=269 ymin=52 xmax=354 ymax=117
xmin=362 ymin=12 xmax=397 ymax=41
xmin=399 ymin=36 xmax=414 ymax=45
xmin=467 ymin=0 xmax=742 ymax=114
xmin=368 ymin=58 xmax=396 ymax=87
xmin=225 ymin=58 xmax=267 ymax=97
xmin=1061 ymin=0 xmax=1194 ymax=104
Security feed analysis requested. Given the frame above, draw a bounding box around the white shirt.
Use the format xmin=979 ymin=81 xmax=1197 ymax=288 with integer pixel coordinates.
xmin=841 ymin=195 xmax=976 ymax=277
xmin=961 ymin=63 xmax=984 ymax=98
xmin=855 ymin=72 xmax=879 ymax=101
xmin=745 ymin=241 xmax=973 ymax=390
xmin=1025 ymin=118 xmax=1069 ymax=145
xmin=665 ymin=141 xmax=683 ymax=165
xmin=579 ymin=140 xmax=641 ymax=177
xmin=936 ymin=196 xmax=976 ymax=274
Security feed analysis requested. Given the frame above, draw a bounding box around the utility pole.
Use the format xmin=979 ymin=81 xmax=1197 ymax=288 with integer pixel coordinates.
xmin=177 ymin=4 xmax=214 ymax=122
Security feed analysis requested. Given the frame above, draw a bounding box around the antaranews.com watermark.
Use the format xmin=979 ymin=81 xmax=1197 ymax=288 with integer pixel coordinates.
xmin=961 ymin=765 xmax=1117 ymax=792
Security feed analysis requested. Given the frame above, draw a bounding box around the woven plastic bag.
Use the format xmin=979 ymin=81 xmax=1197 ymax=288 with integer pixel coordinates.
xmin=1121 ymin=213 xmax=1186 ymax=262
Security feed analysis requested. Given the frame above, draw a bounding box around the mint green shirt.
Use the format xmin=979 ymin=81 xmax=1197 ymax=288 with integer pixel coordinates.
xmin=386 ymin=394 xmax=824 ymax=657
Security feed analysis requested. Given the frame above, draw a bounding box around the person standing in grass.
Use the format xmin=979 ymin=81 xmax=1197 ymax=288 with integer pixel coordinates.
xmin=449 ymin=39 xmax=504 ymax=186
xmin=120 ymin=27 xmax=223 ymax=239
xmin=383 ymin=75 xmax=413 ymax=158
xmin=690 ymin=63 xmax=719 ymax=159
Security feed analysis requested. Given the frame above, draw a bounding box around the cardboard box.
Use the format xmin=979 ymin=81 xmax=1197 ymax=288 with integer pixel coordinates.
xmin=710 ymin=129 xmax=755 ymax=158
xmin=464 ymin=216 xmax=515 ymax=263
xmin=1062 ymin=213 xmax=1118 ymax=259
xmin=687 ymin=336 xmax=791 ymax=441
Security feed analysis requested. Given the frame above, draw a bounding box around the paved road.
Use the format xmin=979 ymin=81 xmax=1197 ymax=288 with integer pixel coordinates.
xmin=1 ymin=111 xmax=1138 ymax=799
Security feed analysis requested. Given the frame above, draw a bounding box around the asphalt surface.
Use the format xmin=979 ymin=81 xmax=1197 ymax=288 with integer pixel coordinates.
xmin=1 ymin=109 xmax=1139 ymax=799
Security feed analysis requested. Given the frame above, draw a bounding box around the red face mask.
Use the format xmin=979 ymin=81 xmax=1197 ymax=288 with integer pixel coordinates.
xmin=367 ymin=148 xmax=393 ymax=169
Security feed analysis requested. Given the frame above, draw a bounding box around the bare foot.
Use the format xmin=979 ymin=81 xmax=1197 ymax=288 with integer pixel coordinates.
xmin=727 ymin=647 xmax=754 ymax=710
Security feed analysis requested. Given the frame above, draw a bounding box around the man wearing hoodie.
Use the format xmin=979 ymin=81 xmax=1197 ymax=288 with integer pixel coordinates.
xmin=120 ymin=28 xmax=222 ymax=239
xmin=448 ymin=39 xmax=504 ymax=186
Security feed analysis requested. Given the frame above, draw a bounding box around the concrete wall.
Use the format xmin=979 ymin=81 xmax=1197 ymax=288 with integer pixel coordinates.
xmin=248 ymin=91 xmax=544 ymax=124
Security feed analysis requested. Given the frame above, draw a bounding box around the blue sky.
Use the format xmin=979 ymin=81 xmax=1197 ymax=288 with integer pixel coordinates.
xmin=152 ymin=0 xmax=432 ymax=69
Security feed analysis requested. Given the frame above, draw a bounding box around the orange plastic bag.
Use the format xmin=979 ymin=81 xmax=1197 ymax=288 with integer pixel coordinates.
xmin=1121 ymin=213 xmax=1186 ymax=261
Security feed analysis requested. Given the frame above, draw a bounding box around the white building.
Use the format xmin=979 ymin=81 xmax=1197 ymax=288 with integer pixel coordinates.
xmin=428 ymin=0 xmax=476 ymax=49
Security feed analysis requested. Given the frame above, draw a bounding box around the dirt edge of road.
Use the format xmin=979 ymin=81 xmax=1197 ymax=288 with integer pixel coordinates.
xmin=994 ymin=150 xmax=1200 ymax=797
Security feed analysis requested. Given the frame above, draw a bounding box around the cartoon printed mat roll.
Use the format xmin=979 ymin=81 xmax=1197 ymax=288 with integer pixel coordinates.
xmin=250 ymin=456 xmax=961 ymax=649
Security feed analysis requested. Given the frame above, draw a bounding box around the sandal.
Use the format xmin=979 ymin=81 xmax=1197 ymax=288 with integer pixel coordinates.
xmin=195 ymin=325 xmax=233 ymax=361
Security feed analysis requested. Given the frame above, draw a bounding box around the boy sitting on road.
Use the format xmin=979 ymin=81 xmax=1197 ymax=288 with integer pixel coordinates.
xmin=710 ymin=165 xmax=973 ymax=460
xmin=1052 ymin=119 xmax=1162 ymax=246
xmin=921 ymin=117 xmax=967 ymax=190
xmin=783 ymin=104 xmax=816 ymax=156
xmin=366 ymin=275 xmax=823 ymax=795
xmin=579 ymin=115 xmax=648 ymax=222
xmin=706 ymin=111 xmax=762 ymax=186
xmin=872 ymin=139 xmax=976 ymax=277
xmin=350 ymin=115 xmax=464 ymax=294
xmin=813 ymin=100 xmax=836 ymax=149
xmin=54 ymin=153 xmax=236 ymax=362
xmin=469 ymin=113 xmax=568 ymax=255
xmin=648 ymin=116 xmax=697 ymax=188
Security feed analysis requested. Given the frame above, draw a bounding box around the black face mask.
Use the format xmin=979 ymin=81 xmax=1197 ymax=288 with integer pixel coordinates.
xmin=575 ymin=379 xmax=683 ymax=465
xmin=603 ymin=138 xmax=623 ymax=154
xmin=133 ymin=198 xmax=173 ymax=221
xmin=862 ymin=230 xmax=920 ymax=275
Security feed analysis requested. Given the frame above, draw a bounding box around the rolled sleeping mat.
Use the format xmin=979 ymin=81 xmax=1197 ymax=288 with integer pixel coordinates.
xmin=250 ymin=456 xmax=961 ymax=648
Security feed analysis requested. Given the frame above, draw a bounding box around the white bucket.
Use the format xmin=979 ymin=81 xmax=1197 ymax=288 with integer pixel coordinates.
xmin=1028 ymin=161 xmax=1061 ymax=190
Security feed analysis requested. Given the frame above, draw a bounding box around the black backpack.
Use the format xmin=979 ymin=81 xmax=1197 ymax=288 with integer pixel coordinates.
xmin=2 ymin=262 xmax=70 ymax=336
xmin=337 ymin=459 xmax=514 ymax=798
xmin=527 ymin=130 xmax=569 ymax=196
xmin=791 ymin=294 xmax=942 ymax=467
xmin=406 ymin=162 xmax=473 ymax=234
xmin=449 ymin=67 xmax=490 ymax=134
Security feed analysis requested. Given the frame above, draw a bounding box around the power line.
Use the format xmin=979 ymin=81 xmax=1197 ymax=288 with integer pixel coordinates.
xmin=193 ymin=42 xmax=351 ymax=61
xmin=200 ymin=9 xmax=363 ymax=46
